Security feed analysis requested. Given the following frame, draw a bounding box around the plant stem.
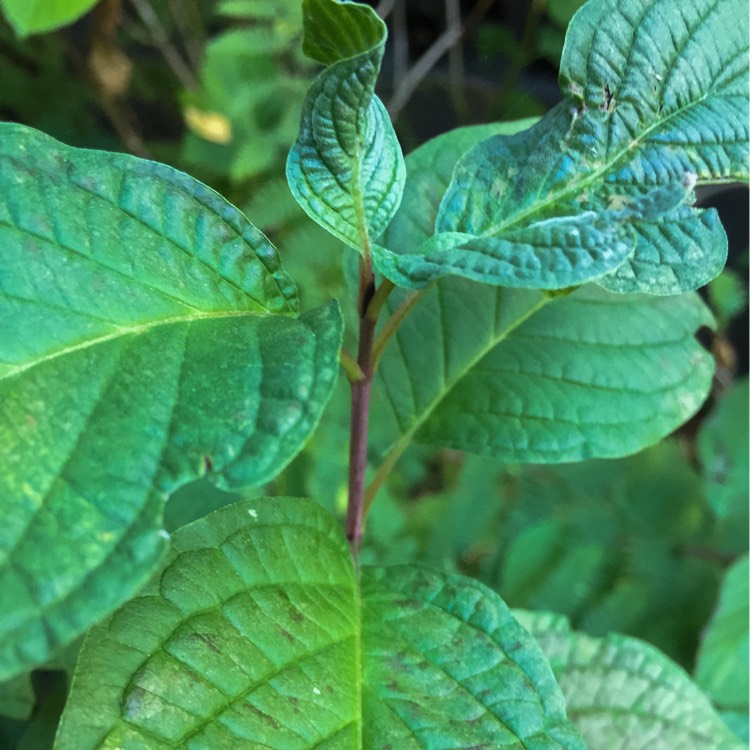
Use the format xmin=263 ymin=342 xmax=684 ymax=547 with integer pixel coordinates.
xmin=346 ymin=257 xmax=377 ymax=554
xmin=340 ymin=349 xmax=365 ymax=383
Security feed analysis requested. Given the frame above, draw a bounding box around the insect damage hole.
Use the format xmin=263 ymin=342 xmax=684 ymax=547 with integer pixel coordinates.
xmin=602 ymin=83 xmax=615 ymax=112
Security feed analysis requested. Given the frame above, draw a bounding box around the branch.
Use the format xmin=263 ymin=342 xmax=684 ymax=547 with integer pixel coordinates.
xmin=130 ymin=0 xmax=198 ymax=90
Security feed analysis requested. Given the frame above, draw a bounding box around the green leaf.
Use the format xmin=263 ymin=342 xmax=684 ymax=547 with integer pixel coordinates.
xmin=707 ymin=268 xmax=748 ymax=331
xmin=0 ymin=0 xmax=97 ymax=36
xmin=380 ymin=119 xmax=540 ymax=255
xmin=698 ymin=379 xmax=749 ymax=526
xmin=480 ymin=442 xmax=720 ymax=664
xmin=379 ymin=278 xmax=714 ymax=464
xmin=0 ymin=124 xmax=342 ymax=680
xmin=286 ymin=0 xmax=406 ymax=253
xmin=696 ymin=555 xmax=749 ymax=710
xmin=0 ymin=673 xmax=34 ymax=721
xmin=375 ymin=117 xmax=715 ymax=464
xmin=516 ymin=611 xmax=745 ymax=750
xmin=720 ymin=711 xmax=750 ymax=744
xmin=56 ymin=498 xmax=585 ymax=749
xmin=374 ymin=0 xmax=748 ymax=292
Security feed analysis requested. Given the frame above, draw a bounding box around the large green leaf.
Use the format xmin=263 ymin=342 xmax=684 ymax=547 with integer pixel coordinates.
xmin=376 ymin=124 xmax=714 ymax=465
xmin=695 ymin=555 xmax=749 ymax=711
xmin=0 ymin=0 xmax=97 ymax=36
xmin=517 ymin=611 xmax=745 ymax=750
xmin=56 ymin=498 xmax=585 ymax=749
xmin=286 ymin=0 xmax=405 ymax=253
xmin=0 ymin=124 xmax=342 ymax=680
xmin=373 ymin=0 xmax=748 ymax=292
xmin=387 ymin=283 xmax=713 ymax=462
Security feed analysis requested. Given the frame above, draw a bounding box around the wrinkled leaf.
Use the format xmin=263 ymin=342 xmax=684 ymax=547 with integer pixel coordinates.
xmin=56 ymin=498 xmax=585 ymax=749
xmin=286 ymin=0 xmax=405 ymax=253
xmin=0 ymin=0 xmax=97 ymax=36
xmin=0 ymin=124 xmax=342 ymax=680
xmin=374 ymin=0 xmax=748 ymax=292
xmin=517 ymin=611 xmax=745 ymax=749
xmin=376 ymin=124 xmax=714 ymax=464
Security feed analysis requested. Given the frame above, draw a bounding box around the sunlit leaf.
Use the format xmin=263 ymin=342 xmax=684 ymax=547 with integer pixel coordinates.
xmin=56 ymin=498 xmax=585 ymax=750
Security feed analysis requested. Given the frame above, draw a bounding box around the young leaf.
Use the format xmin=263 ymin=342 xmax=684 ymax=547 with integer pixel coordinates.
xmin=376 ymin=125 xmax=715 ymax=464
xmin=0 ymin=125 xmax=342 ymax=681
xmin=286 ymin=0 xmax=406 ymax=254
xmin=516 ymin=611 xmax=745 ymax=750
xmin=695 ymin=555 xmax=749 ymax=712
xmin=0 ymin=0 xmax=97 ymax=36
xmin=56 ymin=498 xmax=585 ymax=750
xmin=373 ymin=0 xmax=748 ymax=292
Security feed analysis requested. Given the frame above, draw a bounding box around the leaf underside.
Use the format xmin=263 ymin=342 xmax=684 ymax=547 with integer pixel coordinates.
xmin=0 ymin=125 xmax=342 ymax=680
xmin=517 ymin=611 xmax=745 ymax=750
xmin=56 ymin=498 xmax=585 ymax=750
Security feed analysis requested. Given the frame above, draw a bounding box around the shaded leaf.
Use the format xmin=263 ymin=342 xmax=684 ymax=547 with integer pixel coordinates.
xmin=484 ymin=442 xmax=719 ymax=665
xmin=696 ymin=555 xmax=749 ymax=710
xmin=56 ymin=498 xmax=584 ymax=749
xmin=517 ymin=611 xmax=744 ymax=749
xmin=0 ymin=125 xmax=342 ymax=680
xmin=286 ymin=0 xmax=405 ymax=253
xmin=698 ymin=379 xmax=749 ymax=525
xmin=0 ymin=673 xmax=34 ymax=721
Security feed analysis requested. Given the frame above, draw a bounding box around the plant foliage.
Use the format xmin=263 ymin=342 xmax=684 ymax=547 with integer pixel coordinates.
xmin=0 ymin=0 xmax=747 ymax=746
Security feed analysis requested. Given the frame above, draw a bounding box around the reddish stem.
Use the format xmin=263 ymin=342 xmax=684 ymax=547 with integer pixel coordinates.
xmin=346 ymin=262 xmax=377 ymax=554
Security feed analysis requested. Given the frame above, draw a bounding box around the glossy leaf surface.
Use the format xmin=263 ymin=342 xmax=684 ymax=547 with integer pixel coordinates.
xmin=286 ymin=0 xmax=405 ymax=253
xmin=0 ymin=0 xmax=97 ymax=36
xmin=376 ymin=124 xmax=715 ymax=464
xmin=56 ymin=498 xmax=584 ymax=750
xmin=0 ymin=125 xmax=342 ymax=680
xmin=517 ymin=611 xmax=744 ymax=750
xmin=374 ymin=0 xmax=748 ymax=292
